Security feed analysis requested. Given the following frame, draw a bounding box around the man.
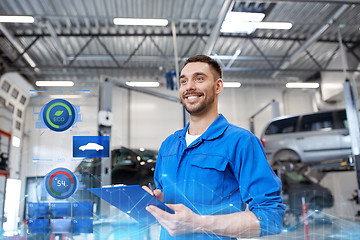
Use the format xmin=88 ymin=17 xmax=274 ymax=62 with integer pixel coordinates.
xmin=144 ymin=55 xmax=285 ymax=239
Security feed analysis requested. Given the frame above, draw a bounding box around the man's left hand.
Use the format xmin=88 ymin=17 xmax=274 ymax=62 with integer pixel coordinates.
xmin=146 ymin=204 xmax=202 ymax=236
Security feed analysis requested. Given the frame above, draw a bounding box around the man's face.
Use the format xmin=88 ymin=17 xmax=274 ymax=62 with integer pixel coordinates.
xmin=179 ymin=62 xmax=222 ymax=116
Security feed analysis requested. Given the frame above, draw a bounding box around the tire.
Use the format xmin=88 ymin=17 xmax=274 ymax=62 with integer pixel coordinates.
xmin=272 ymin=150 xmax=301 ymax=171
xmin=308 ymin=197 xmax=325 ymax=212
xmin=274 ymin=149 xmax=300 ymax=162
xmin=283 ymin=210 xmax=299 ymax=229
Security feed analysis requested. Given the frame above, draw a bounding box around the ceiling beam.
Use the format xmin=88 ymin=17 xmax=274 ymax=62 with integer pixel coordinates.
xmin=11 ymin=36 xmax=40 ymax=64
xmin=30 ymin=15 xmax=218 ymax=23
xmin=7 ymin=33 xmax=359 ymax=44
xmin=65 ymin=55 xmax=287 ymax=62
xmin=0 ymin=23 xmax=37 ymax=68
xmin=203 ymin=0 xmax=234 ymax=55
xmin=106 ymin=77 xmax=179 ymax=103
xmin=288 ymin=5 xmax=349 ymax=63
xmin=251 ymin=0 xmax=360 ymax=4
xmin=272 ymin=4 xmax=349 ymax=77
xmin=44 ymin=20 xmax=68 ymax=64
xmin=14 ymin=65 xmax=360 ymax=73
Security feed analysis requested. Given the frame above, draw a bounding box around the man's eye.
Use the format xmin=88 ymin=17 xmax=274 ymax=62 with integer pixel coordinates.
xmin=180 ymin=79 xmax=187 ymax=84
xmin=195 ymin=77 xmax=203 ymax=81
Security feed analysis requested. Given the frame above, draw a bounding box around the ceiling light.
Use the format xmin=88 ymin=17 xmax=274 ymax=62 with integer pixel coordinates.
xmin=49 ymin=95 xmax=82 ymax=99
xmin=223 ymin=82 xmax=241 ymax=88
xmin=286 ymin=82 xmax=319 ymax=89
xmin=113 ymin=18 xmax=168 ymax=26
xmin=221 ymin=12 xmax=292 ymax=33
xmin=36 ymin=81 xmax=74 ymax=87
xmin=0 ymin=15 xmax=34 ymax=23
xmin=221 ymin=12 xmax=265 ymax=34
xmin=126 ymin=82 xmax=160 ymax=87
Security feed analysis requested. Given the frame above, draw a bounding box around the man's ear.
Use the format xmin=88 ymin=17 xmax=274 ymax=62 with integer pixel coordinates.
xmin=216 ymin=78 xmax=223 ymax=94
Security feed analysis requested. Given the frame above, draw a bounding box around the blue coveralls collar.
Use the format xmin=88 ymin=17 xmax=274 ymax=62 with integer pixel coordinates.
xmin=179 ymin=113 xmax=229 ymax=140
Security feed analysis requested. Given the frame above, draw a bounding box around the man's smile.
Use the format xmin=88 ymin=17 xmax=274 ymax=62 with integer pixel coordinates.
xmin=184 ymin=92 xmax=204 ymax=102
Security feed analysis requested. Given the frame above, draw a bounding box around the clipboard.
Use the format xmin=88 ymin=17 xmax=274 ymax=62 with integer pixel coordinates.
xmin=87 ymin=185 xmax=174 ymax=225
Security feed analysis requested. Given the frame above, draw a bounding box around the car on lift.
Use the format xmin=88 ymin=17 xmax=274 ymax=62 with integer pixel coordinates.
xmin=75 ymin=146 xmax=158 ymax=186
xmin=281 ymin=171 xmax=334 ymax=228
xmin=260 ymin=109 xmax=350 ymax=166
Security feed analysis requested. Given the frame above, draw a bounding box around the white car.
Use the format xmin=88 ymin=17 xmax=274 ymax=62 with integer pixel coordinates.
xmin=79 ymin=143 xmax=104 ymax=151
xmin=260 ymin=109 xmax=350 ymax=165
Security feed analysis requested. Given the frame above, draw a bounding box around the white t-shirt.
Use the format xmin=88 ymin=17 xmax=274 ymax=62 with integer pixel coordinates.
xmin=185 ymin=130 xmax=201 ymax=147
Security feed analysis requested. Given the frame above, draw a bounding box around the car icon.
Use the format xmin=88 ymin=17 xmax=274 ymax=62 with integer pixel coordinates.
xmin=79 ymin=143 xmax=104 ymax=151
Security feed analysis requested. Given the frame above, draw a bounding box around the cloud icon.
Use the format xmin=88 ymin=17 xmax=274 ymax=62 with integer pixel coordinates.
xmin=79 ymin=143 xmax=104 ymax=151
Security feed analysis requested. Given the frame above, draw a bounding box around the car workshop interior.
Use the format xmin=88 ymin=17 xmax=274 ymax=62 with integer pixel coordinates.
xmin=0 ymin=0 xmax=360 ymax=239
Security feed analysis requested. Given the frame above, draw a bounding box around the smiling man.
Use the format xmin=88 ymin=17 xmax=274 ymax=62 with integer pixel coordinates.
xmin=144 ymin=55 xmax=285 ymax=239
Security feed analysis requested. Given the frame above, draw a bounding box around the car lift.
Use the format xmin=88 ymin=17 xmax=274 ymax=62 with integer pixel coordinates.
xmin=249 ymin=99 xmax=280 ymax=134
xmin=294 ymin=31 xmax=360 ymax=204
xmin=298 ymin=81 xmax=360 ymax=206
xmin=343 ymin=80 xmax=360 ymax=203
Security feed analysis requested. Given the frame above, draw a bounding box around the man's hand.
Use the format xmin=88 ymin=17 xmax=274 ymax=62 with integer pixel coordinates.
xmin=142 ymin=185 xmax=164 ymax=202
xmin=146 ymin=204 xmax=201 ymax=236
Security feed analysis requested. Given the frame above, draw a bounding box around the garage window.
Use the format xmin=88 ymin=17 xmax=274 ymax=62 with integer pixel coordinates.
xmin=0 ymin=96 xmax=5 ymax=106
xmin=1 ymin=81 xmax=11 ymax=93
xmin=17 ymin=109 xmax=22 ymax=118
xmin=15 ymin=121 xmax=21 ymax=130
xmin=7 ymin=102 xmax=14 ymax=113
xmin=20 ymin=95 xmax=27 ymax=105
xmin=11 ymin=88 xmax=19 ymax=99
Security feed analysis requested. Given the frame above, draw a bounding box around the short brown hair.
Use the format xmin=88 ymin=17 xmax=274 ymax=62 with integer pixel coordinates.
xmin=182 ymin=55 xmax=223 ymax=79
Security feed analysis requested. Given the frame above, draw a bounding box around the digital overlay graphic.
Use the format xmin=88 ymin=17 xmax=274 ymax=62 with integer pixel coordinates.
xmin=40 ymin=99 xmax=78 ymax=132
xmin=44 ymin=167 xmax=78 ymax=199
xmin=27 ymin=202 xmax=93 ymax=234
xmin=73 ymin=136 xmax=110 ymax=158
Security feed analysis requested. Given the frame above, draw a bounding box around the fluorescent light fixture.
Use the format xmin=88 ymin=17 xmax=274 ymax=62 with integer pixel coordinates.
xmin=114 ymin=18 xmax=168 ymax=26
xmin=223 ymin=82 xmax=241 ymax=88
xmin=221 ymin=12 xmax=292 ymax=33
xmin=126 ymin=82 xmax=160 ymax=87
xmin=0 ymin=15 xmax=34 ymax=23
xmin=12 ymin=136 xmax=21 ymax=148
xmin=35 ymin=81 xmax=74 ymax=87
xmin=49 ymin=95 xmax=82 ymax=99
xmin=221 ymin=12 xmax=265 ymax=34
xmin=286 ymin=82 xmax=319 ymax=89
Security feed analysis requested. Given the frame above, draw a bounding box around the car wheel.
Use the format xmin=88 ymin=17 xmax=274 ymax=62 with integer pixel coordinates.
xmin=283 ymin=210 xmax=299 ymax=229
xmin=272 ymin=150 xmax=301 ymax=171
xmin=308 ymin=197 xmax=325 ymax=212
xmin=274 ymin=149 xmax=300 ymax=162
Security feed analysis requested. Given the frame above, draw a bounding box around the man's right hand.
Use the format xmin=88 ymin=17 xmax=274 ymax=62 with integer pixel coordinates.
xmin=142 ymin=185 xmax=164 ymax=202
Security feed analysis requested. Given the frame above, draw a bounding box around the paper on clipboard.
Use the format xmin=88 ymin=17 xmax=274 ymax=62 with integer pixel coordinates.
xmin=87 ymin=185 xmax=174 ymax=225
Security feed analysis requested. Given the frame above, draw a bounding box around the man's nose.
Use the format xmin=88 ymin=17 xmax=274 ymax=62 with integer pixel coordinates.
xmin=186 ymin=79 xmax=196 ymax=90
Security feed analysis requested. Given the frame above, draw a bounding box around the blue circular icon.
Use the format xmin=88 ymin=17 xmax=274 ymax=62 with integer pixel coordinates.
xmin=44 ymin=167 xmax=78 ymax=199
xmin=40 ymin=99 xmax=77 ymax=132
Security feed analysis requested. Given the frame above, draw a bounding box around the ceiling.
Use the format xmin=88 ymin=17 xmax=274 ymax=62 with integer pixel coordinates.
xmin=0 ymin=0 xmax=360 ymax=87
